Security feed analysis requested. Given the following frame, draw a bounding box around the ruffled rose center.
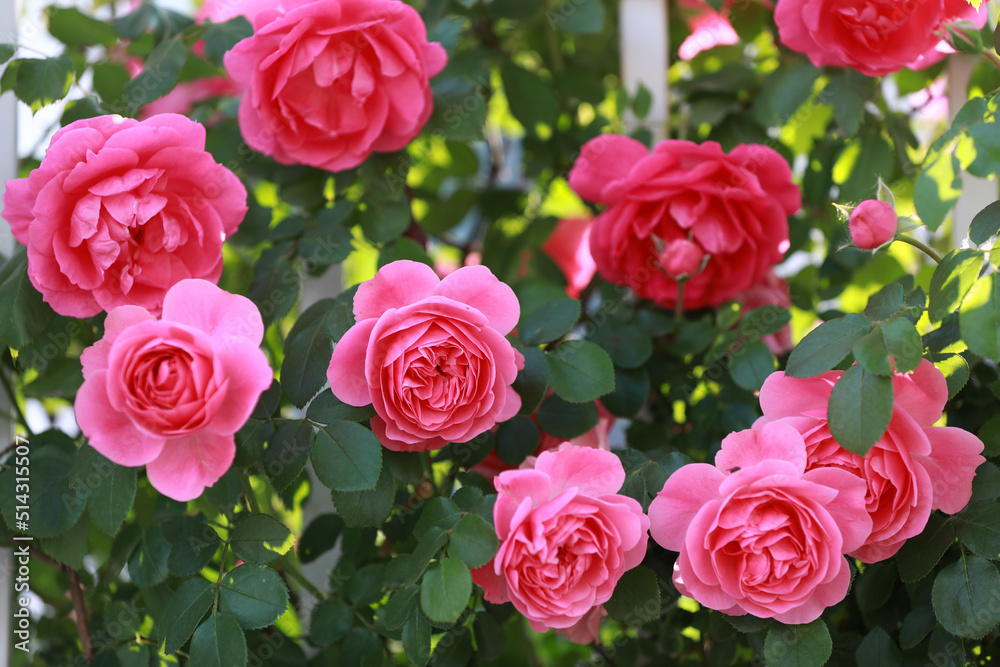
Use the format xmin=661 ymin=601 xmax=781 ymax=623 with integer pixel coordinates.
xmin=710 ymin=494 xmax=824 ymax=601
xmin=115 ymin=326 xmax=226 ymax=436
xmin=834 ymin=0 xmax=900 ymax=48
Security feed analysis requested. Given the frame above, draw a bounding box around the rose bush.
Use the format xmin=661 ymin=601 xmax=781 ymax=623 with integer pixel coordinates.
xmin=1 ymin=114 xmax=247 ymax=317
xmin=3 ymin=0 xmax=1000 ymax=664
xmin=75 ymin=279 xmax=273 ymax=501
xmin=569 ymin=134 xmax=801 ymax=310
xmin=328 ymin=260 xmax=523 ymax=452
xmin=224 ymin=0 xmax=447 ymax=172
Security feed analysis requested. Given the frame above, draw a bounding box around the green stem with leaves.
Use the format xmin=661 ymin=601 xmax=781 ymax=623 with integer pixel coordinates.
xmin=896 ymin=235 xmax=944 ymax=263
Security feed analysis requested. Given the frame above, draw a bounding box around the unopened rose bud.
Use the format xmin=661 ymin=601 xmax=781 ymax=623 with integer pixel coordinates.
xmin=849 ymin=200 xmax=898 ymax=249
xmin=659 ymin=239 xmax=706 ymax=279
xmin=941 ymin=20 xmax=985 ymax=54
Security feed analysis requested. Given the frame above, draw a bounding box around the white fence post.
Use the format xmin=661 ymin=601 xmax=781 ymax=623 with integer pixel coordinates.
xmin=619 ymin=0 xmax=670 ymax=142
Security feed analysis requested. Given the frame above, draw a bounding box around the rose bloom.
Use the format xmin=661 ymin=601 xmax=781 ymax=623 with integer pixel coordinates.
xmin=1 ymin=114 xmax=247 ymax=317
xmin=224 ymin=0 xmax=447 ymax=172
xmin=758 ymin=361 xmax=985 ymax=562
xmin=775 ymin=0 xmax=986 ymax=77
xmin=541 ymin=218 xmax=598 ymax=299
xmin=328 ymin=260 xmax=523 ymax=452
xmin=677 ymin=0 xmax=739 ymax=60
xmin=75 ymin=280 xmax=273 ymax=501
xmin=473 ymin=446 xmax=650 ymax=642
xmin=649 ymin=421 xmax=872 ymax=624
xmin=569 ymin=135 xmax=801 ymax=311
xmin=472 ymin=401 xmax=615 ymax=479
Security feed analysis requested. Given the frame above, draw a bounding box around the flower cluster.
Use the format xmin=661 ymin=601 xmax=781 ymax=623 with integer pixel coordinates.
xmin=648 ymin=362 xmax=984 ymax=623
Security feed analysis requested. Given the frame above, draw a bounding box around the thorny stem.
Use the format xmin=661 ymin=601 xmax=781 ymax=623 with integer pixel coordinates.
xmin=69 ymin=570 xmax=94 ymax=660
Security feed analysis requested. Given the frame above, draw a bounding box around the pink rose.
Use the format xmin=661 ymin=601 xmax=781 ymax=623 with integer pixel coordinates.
xmin=328 ymin=261 xmax=523 ymax=452
xmin=648 ymin=421 xmax=872 ymax=624
xmin=569 ymin=135 xmax=800 ymax=311
xmin=472 ymin=446 xmax=650 ymax=638
xmin=75 ymin=280 xmax=273 ymax=501
xmin=1 ymin=114 xmax=247 ymax=317
xmin=224 ymin=0 xmax=447 ymax=172
xmin=775 ymin=0 xmax=986 ymax=77
xmin=849 ymin=199 xmax=898 ymax=249
xmin=541 ymin=218 xmax=598 ymax=298
xmin=758 ymin=362 xmax=985 ymax=562
xmin=735 ymin=271 xmax=794 ymax=355
xmin=472 ymin=401 xmax=615 ymax=479
xmin=677 ymin=0 xmax=739 ymax=60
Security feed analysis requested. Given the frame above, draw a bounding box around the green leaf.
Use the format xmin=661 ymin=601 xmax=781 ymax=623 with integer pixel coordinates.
xmin=960 ymin=273 xmax=1000 ymax=360
xmin=827 ymin=364 xmax=893 ymax=456
xmin=588 ymin=325 xmax=654 ymax=369
xmin=311 ymin=421 xmax=383 ymax=492
xmin=785 ymin=314 xmax=872 ymax=378
xmin=853 ymin=328 xmax=893 ymax=376
xmin=896 ymin=513 xmax=955 ymax=582
xmin=229 ymin=514 xmax=295 ymax=564
xmin=419 ymin=189 xmax=477 ymax=235
xmin=307 ymin=391 xmax=375 ymax=425
xmin=402 ymin=608 xmax=431 ymax=667
xmin=546 ymin=340 xmax=615 ymax=403
xmin=473 ymin=612 xmax=507 ymax=660
xmin=899 ymin=607 xmax=936 ymax=649
xmin=632 ymin=83 xmax=652 ymax=119
xmin=47 ymin=7 xmax=119 ymax=47
xmin=751 ymin=62 xmax=820 ymax=127
xmin=310 ymin=597 xmax=353 ymax=644
xmin=39 ymin=514 xmax=89 ymax=569
xmin=116 ymin=644 xmax=150 ymax=667
xmin=219 ymin=564 xmax=290 ymax=630
xmin=602 ymin=367 xmax=649 ymax=418
xmin=281 ymin=299 xmax=338 ymax=407
xmin=384 ymin=585 xmax=420 ymax=631
xmin=201 ymin=16 xmax=252 ymax=66
xmin=518 ymin=298 xmax=580 ymax=346
xmin=124 ymin=39 xmax=188 ymax=113
xmin=728 ymin=339 xmax=777 ymax=391
xmin=0 ymin=44 xmax=15 ymax=64
xmin=331 ymin=463 xmax=395 ymax=527
xmin=513 ymin=346 xmax=548 ymax=416
xmin=234 ymin=418 xmax=272 ymax=468
xmin=826 ymin=69 xmax=877 ymax=135
xmin=261 ymin=420 xmax=312 ymax=492
xmin=915 ymin=153 xmax=962 ymax=231
xmin=864 ymin=283 xmax=906 ymax=323
xmin=13 ymin=57 xmax=74 ymax=112
xmin=855 ymin=627 xmax=902 ymax=666
xmin=500 ymin=62 xmax=558 ymax=134
xmin=300 ymin=513 xmax=344 ymax=564
xmin=420 ymin=557 xmax=471 ymax=624
xmin=854 ymin=560 xmax=896 ymax=613
xmin=0 ymin=248 xmax=56 ymax=348
xmin=128 ymin=525 xmax=171 ymax=588
xmin=932 ymin=553 xmax=1000 ymax=639
xmin=0 ymin=431 xmax=85 ymax=538
xmin=161 ymin=577 xmax=214 ymax=655
xmin=881 ymin=317 xmax=923 ymax=374
xmin=85 ymin=450 xmax=136 ymax=536
xmin=552 ymin=0 xmax=605 ymax=34
xmin=535 ymin=393 xmax=599 ymax=439
xmin=929 ymin=250 xmax=983 ymax=322
xmin=763 ymin=619 xmax=832 ymax=667
xmin=739 ymin=305 xmax=791 ymax=340
xmin=358 ymin=196 xmax=411 ymax=244
xmin=970 ymin=200 xmax=1000 ymax=244
xmin=956 ymin=501 xmax=1000 ymax=559
xmin=166 ymin=515 xmax=222 ymax=577
xmin=604 ymin=566 xmax=660 ymax=625
xmin=113 ymin=3 xmax=193 ymax=41
xmin=189 ymin=613 xmax=247 ymax=667
xmin=449 ymin=513 xmax=499 ymax=569
xmin=494 ymin=416 xmax=540 ymax=466
xmin=248 ymin=245 xmax=299 ymax=329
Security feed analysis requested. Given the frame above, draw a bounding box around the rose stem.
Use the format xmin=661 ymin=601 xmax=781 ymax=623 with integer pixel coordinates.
xmin=895 ymin=236 xmax=943 ymax=263
xmin=0 ymin=370 xmax=33 ymax=438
